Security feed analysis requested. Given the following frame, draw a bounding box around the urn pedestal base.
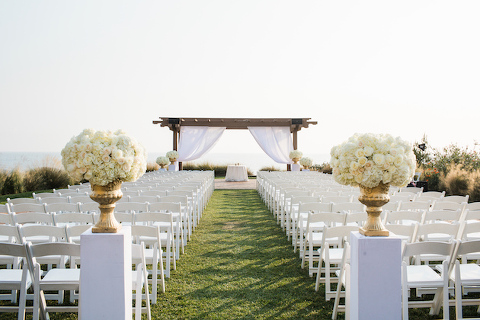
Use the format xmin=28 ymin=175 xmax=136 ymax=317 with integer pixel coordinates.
xmin=358 ymin=183 xmax=390 ymax=237
xmin=90 ymin=180 xmax=123 ymax=233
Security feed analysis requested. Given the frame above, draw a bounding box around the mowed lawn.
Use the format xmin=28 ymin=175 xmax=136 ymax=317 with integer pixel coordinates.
xmin=153 ymin=189 xmax=330 ymax=319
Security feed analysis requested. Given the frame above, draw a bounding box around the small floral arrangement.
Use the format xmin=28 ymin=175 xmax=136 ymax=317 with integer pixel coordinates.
xmin=166 ymin=150 xmax=179 ymax=162
xmin=289 ymin=150 xmax=303 ymax=160
xmin=300 ymin=157 xmax=313 ymax=168
xmin=156 ymin=156 xmax=170 ymax=168
xmin=61 ymin=129 xmax=147 ymax=186
xmin=330 ymin=133 xmax=416 ymax=188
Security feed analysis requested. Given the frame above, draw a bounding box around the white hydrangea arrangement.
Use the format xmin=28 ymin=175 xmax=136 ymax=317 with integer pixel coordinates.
xmin=330 ymin=133 xmax=416 ymax=188
xmin=300 ymin=157 xmax=313 ymax=168
xmin=61 ymin=129 xmax=147 ymax=186
xmin=156 ymin=156 xmax=170 ymax=168
xmin=289 ymin=150 xmax=303 ymax=160
xmin=166 ymin=150 xmax=179 ymax=162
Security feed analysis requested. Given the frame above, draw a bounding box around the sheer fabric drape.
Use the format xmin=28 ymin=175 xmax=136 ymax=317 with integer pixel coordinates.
xmin=248 ymin=127 xmax=293 ymax=164
xmin=178 ymin=126 xmax=226 ymax=162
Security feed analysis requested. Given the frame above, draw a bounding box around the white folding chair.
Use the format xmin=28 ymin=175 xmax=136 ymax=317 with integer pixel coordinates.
xmin=315 ymin=225 xmax=358 ymax=301
xmin=131 ymin=225 xmax=166 ymax=303
xmin=0 ymin=243 xmax=32 ymax=318
xmin=132 ymin=243 xmax=151 ymax=320
xmin=135 ymin=212 xmax=176 ymax=277
xmin=332 ymin=242 xmax=351 ymax=320
xmin=450 ymin=240 xmax=480 ymax=320
xmin=401 ymin=240 xmax=456 ymax=320
xmin=26 ymin=242 xmax=81 ymax=320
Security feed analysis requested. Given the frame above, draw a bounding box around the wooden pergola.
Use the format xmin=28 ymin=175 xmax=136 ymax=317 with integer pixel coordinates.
xmin=152 ymin=117 xmax=317 ymax=170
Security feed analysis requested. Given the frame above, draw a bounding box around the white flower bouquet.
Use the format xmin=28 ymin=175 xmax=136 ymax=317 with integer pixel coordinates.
xmin=61 ymin=129 xmax=147 ymax=186
xmin=289 ymin=150 xmax=303 ymax=161
xmin=300 ymin=157 xmax=313 ymax=168
xmin=330 ymin=133 xmax=416 ymax=188
xmin=166 ymin=150 xmax=179 ymax=162
xmin=156 ymin=156 xmax=170 ymax=168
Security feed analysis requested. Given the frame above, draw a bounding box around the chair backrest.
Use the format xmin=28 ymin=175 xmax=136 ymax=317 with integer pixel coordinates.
xmin=384 ymin=210 xmax=425 ymax=225
xmin=466 ymin=202 xmax=480 ymax=212
xmin=127 ymin=195 xmax=160 ymax=203
xmin=402 ymin=240 xmax=456 ymax=262
xmin=322 ymin=225 xmax=359 ymax=245
xmin=79 ymin=202 xmax=100 ymax=214
xmin=0 ymin=224 xmax=22 ymax=243
xmin=399 ymin=186 xmax=424 ymax=195
xmin=332 ymin=202 xmax=365 ymax=213
xmin=26 ymin=242 xmax=80 ymax=267
xmin=386 ymin=223 xmax=417 ymax=243
xmin=420 ymin=191 xmax=445 ymax=199
xmin=322 ymin=195 xmax=353 ymax=204
xmin=13 ymin=212 xmax=55 ymax=226
xmin=18 ymin=225 xmax=68 ymax=243
xmin=53 ymin=212 xmax=95 ymax=226
xmin=431 ymin=201 xmax=466 ymax=212
xmin=443 ymin=195 xmax=469 ymax=204
xmin=414 ymin=223 xmax=460 ymax=242
xmin=0 ymin=212 xmax=14 ymax=225
xmin=298 ymin=202 xmax=332 ymax=213
xmin=66 ymin=225 xmax=92 ymax=243
xmin=148 ymin=202 xmax=182 ymax=213
xmin=422 ymin=209 xmax=463 ymax=225
xmin=38 ymin=197 xmax=70 ymax=205
xmin=0 ymin=242 xmax=28 ymax=260
xmin=45 ymin=203 xmax=80 ymax=214
xmin=9 ymin=203 xmax=46 ymax=214
xmin=158 ymin=195 xmax=188 ymax=205
xmin=115 ymin=202 xmax=148 ymax=213
xmin=139 ymin=190 xmax=168 ymax=197
xmin=6 ymin=197 xmax=38 ymax=205
xmin=397 ymin=201 xmax=431 ymax=212
xmin=32 ymin=192 xmax=60 ymax=199
xmin=306 ymin=212 xmax=346 ymax=231
xmin=135 ymin=212 xmax=174 ymax=227
xmin=69 ymin=195 xmax=95 ymax=204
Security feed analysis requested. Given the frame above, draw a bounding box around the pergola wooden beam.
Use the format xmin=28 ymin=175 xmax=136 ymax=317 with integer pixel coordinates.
xmin=152 ymin=117 xmax=317 ymax=131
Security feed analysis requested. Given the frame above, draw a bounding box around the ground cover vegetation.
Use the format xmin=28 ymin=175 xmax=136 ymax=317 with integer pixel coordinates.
xmin=413 ymin=136 xmax=480 ymax=201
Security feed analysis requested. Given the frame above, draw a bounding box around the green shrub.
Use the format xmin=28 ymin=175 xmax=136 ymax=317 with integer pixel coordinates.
xmin=311 ymin=162 xmax=332 ymax=174
xmin=258 ymin=166 xmax=281 ymax=172
xmin=146 ymin=162 xmax=159 ymax=172
xmin=0 ymin=170 xmax=7 ymax=194
xmin=182 ymin=162 xmax=253 ymax=177
xmin=1 ymin=169 xmax=24 ymax=195
xmin=440 ymin=164 xmax=471 ymax=196
xmin=469 ymin=171 xmax=480 ymax=202
xmin=23 ymin=167 xmax=71 ymax=192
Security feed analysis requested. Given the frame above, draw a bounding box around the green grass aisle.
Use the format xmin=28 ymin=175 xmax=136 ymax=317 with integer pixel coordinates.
xmin=153 ymin=190 xmax=332 ymax=319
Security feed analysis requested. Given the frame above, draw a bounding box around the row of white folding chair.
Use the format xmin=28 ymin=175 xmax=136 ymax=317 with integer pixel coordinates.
xmin=0 ymin=241 xmax=151 ymax=320
xmin=294 ymin=202 xmax=365 ymax=253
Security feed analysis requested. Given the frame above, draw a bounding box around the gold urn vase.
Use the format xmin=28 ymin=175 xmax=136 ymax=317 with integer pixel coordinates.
xmin=292 ymin=157 xmax=300 ymax=164
xmin=358 ymin=182 xmax=390 ymax=237
xmin=90 ymin=180 xmax=123 ymax=233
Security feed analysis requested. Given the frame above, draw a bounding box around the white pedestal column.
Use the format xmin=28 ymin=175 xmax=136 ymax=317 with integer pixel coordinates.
xmin=80 ymin=227 xmax=132 ymax=320
xmin=291 ymin=164 xmax=301 ymax=171
xmin=349 ymin=232 xmax=402 ymax=320
xmin=168 ymin=163 xmax=178 ymax=171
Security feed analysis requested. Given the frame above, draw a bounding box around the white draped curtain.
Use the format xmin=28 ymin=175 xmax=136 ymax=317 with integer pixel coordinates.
xmin=178 ymin=126 xmax=226 ymax=162
xmin=248 ymin=126 xmax=293 ymax=164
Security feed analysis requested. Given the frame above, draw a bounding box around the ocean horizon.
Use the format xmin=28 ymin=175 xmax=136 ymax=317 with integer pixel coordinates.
xmin=0 ymin=152 xmax=330 ymax=174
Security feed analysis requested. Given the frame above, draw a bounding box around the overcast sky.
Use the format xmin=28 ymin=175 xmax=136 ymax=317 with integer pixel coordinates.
xmin=1 ymin=1 xmax=479 ymax=157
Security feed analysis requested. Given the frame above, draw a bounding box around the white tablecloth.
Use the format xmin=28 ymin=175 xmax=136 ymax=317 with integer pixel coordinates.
xmin=225 ymin=165 xmax=248 ymax=182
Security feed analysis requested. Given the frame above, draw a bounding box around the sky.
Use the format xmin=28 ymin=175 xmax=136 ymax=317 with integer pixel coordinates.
xmin=1 ymin=1 xmax=479 ymax=159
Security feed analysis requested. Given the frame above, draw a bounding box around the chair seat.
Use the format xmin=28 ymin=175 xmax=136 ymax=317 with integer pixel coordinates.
xmin=41 ymin=269 xmax=80 ymax=290
xmin=451 ymin=264 xmax=480 ymax=284
xmin=406 ymin=265 xmax=444 ymax=287
xmin=0 ymin=270 xmax=32 ymax=289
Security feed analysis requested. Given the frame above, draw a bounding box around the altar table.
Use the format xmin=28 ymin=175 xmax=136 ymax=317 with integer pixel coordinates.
xmin=225 ymin=165 xmax=248 ymax=182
